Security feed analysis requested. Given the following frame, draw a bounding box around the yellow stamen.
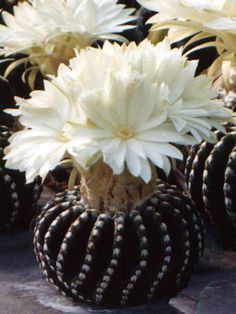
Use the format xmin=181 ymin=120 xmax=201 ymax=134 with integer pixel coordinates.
xmin=116 ymin=127 xmax=134 ymax=140
xmin=59 ymin=131 xmax=70 ymax=143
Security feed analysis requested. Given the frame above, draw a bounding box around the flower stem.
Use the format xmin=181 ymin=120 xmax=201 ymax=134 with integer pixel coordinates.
xmin=79 ymin=161 xmax=157 ymax=213
xmin=59 ymin=159 xmax=73 ymax=168
xmin=68 ymin=167 xmax=78 ymax=191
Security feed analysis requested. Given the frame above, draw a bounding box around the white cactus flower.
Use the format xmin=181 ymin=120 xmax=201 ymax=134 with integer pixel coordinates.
xmin=0 ymin=0 xmax=136 ymax=83
xmin=138 ymin=0 xmax=236 ymax=88
xmin=4 ymin=40 xmax=233 ymax=183
xmin=4 ymin=80 xmax=86 ymax=183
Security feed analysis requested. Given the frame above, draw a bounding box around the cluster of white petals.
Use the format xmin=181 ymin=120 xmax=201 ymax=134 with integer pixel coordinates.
xmin=138 ymin=0 xmax=236 ymax=36
xmin=138 ymin=0 xmax=236 ymax=79
xmin=0 ymin=0 xmax=136 ymax=76
xmin=4 ymin=40 xmax=233 ymax=183
xmin=4 ymin=81 xmax=85 ymax=182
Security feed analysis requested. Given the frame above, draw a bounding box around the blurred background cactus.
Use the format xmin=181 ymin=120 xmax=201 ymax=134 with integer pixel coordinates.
xmin=0 ymin=125 xmax=42 ymax=233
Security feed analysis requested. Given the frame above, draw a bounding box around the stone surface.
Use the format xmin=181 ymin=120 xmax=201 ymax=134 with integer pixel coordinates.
xmin=170 ymin=229 xmax=236 ymax=314
xmin=196 ymin=280 xmax=236 ymax=314
xmin=1 ymin=188 xmax=236 ymax=313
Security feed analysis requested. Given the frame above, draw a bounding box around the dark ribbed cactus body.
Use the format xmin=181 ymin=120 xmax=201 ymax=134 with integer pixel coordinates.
xmin=34 ymin=181 xmax=204 ymax=306
xmin=186 ymin=126 xmax=236 ymax=245
xmin=0 ymin=125 xmax=41 ymax=232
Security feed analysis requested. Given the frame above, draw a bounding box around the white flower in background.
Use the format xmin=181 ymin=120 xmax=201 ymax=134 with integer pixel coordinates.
xmin=4 ymin=40 xmax=233 ymax=183
xmin=0 ymin=0 xmax=136 ymax=83
xmin=137 ymin=0 xmax=236 ymax=88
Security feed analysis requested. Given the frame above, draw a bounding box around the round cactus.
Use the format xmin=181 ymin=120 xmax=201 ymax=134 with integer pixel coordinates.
xmin=34 ymin=181 xmax=204 ymax=306
xmin=186 ymin=125 xmax=236 ymax=246
xmin=0 ymin=125 xmax=41 ymax=233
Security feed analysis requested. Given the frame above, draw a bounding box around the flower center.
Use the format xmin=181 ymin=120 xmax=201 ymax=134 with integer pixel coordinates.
xmin=116 ymin=127 xmax=134 ymax=140
xmin=58 ymin=133 xmax=68 ymax=143
xmin=59 ymin=129 xmax=70 ymax=143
